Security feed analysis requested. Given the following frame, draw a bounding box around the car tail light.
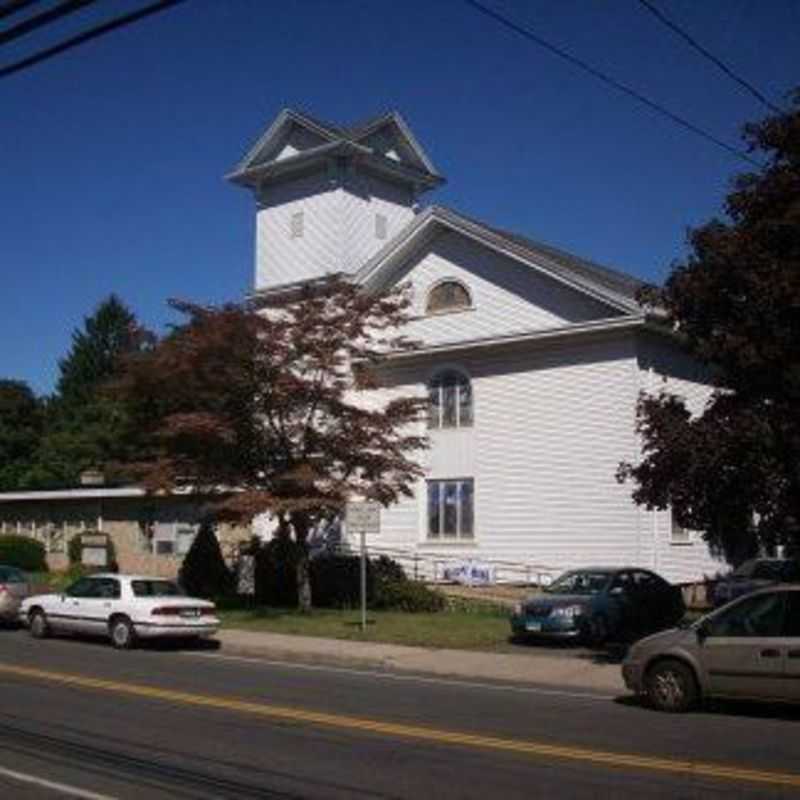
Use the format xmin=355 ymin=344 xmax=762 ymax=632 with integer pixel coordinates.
xmin=0 ymin=584 xmax=7 ymax=595
xmin=200 ymin=607 xmax=216 ymax=616
xmin=151 ymin=607 xmax=182 ymax=616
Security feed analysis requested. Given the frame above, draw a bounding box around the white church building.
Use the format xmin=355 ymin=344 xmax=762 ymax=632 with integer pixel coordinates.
xmin=228 ymin=109 xmax=723 ymax=584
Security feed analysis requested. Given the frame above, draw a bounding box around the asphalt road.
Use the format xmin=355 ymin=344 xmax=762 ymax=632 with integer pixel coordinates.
xmin=1 ymin=628 xmax=799 ymax=799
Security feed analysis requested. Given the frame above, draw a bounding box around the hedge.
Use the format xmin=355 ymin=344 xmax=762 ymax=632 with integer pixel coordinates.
xmin=0 ymin=535 xmax=47 ymax=572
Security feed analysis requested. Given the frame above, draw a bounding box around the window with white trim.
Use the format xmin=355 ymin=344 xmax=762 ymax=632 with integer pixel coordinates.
xmin=428 ymin=370 xmax=473 ymax=429
xmin=427 ymin=479 xmax=474 ymax=540
xmin=426 ymin=280 xmax=471 ymax=314
xmin=151 ymin=523 xmax=199 ymax=556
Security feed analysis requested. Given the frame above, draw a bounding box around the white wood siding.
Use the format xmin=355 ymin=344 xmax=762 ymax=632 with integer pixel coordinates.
xmin=340 ymin=172 xmax=414 ymax=273
xmin=255 ymin=170 xmax=342 ymax=290
xmin=365 ymin=334 xmax=648 ymax=578
xmin=350 ymin=331 xmax=721 ymax=584
xmin=255 ymin=171 xmax=414 ymax=291
xmin=398 ymin=231 xmax=625 ymax=346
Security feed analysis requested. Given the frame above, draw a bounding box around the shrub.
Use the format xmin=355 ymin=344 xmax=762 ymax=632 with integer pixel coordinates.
xmin=0 ymin=535 xmax=47 ymax=572
xmin=253 ymin=536 xmax=302 ymax=607
xmin=373 ymin=578 xmax=446 ymax=613
xmin=310 ymin=554 xmax=365 ymax=608
xmin=179 ymin=521 xmax=234 ymax=599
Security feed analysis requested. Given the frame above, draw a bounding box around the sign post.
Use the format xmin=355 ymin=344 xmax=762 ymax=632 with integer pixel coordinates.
xmin=345 ymin=502 xmax=381 ymax=631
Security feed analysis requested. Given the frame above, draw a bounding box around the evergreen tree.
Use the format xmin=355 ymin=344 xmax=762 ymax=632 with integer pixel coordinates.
xmin=0 ymin=380 xmax=43 ymax=490
xmin=178 ymin=521 xmax=234 ymax=599
xmin=25 ymin=295 xmax=153 ymax=488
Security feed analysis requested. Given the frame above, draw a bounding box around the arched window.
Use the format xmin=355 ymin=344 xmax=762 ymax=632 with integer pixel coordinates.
xmin=428 ymin=370 xmax=473 ymax=429
xmin=425 ymin=280 xmax=471 ymax=314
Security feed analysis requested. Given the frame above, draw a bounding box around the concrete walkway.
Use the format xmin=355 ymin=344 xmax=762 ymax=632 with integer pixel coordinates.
xmin=216 ymin=629 xmax=627 ymax=694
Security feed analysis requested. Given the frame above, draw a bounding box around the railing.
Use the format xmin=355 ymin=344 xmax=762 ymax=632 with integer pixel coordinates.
xmin=316 ymin=541 xmax=558 ymax=587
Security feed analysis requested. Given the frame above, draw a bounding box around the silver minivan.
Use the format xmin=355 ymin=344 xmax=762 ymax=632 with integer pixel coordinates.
xmin=622 ymin=585 xmax=800 ymax=711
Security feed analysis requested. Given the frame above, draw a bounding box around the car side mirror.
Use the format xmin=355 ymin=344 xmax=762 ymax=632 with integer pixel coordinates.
xmin=696 ymin=620 xmax=711 ymax=643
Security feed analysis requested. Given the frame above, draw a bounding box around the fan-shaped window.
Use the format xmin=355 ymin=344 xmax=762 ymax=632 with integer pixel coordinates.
xmin=428 ymin=370 xmax=473 ymax=429
xmin=426 ymin=280 xmax=471 ymax=314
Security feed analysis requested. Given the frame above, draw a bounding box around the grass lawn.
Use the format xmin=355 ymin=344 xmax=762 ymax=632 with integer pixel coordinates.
xmin=219 ymin=605 xmax=515 ymax=651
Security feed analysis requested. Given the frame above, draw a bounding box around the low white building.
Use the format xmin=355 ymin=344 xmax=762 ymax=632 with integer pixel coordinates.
xmin=228 ymin=109 xmax=723 ymax=584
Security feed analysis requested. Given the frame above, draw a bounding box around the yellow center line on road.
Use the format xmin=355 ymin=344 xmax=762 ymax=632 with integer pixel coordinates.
xmin=1 ymin=662 xmax=798 ymax=791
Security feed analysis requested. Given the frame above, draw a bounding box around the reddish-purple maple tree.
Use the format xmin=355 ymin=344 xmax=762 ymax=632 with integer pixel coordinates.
xmin=116 ymin=280 xmax=428 ymax=609
xmin=619 ymin=92 xmax=800 ymax=564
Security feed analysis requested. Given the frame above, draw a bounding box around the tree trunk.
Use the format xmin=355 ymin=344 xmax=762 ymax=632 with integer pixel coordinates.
xmin=292 ymin=512 xmax=312 ymax=613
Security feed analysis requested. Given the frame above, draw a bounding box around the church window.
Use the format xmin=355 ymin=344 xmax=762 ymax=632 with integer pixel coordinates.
xmin=427 ymin=479 xmax=474 ymax=540
xmin=428 ymin=370 xmax=472 ymax=429
xmin=426 ymin=280 xmax=471 ymax=314
xmin=290 ymin=211 xmax=304 ymax=239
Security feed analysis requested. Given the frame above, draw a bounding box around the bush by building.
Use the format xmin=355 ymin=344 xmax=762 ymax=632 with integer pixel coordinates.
xmin=0 ymin=534 xmax=47 ymax=572
xmin=179 ymin=521 xmax=234 ymax=599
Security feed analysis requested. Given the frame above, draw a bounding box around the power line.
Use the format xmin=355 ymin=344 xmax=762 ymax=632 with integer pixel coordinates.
xmin=464 ymin=0 xmax=764 ymax=169
xmin=0 ymin=0 xmax=188 ymax=79
xmin=0 ymin=1 xmax=44 ymax=22
xmin=0 ymin=0 xmax=99 ymax=47
xmin=637 ymin=0 xmax=782 ymax=114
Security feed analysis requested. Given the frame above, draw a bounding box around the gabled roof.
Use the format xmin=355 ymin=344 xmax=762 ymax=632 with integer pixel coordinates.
xmin=356 ymin=205 xmax=644 ymax=314
xmin=227 ymin=108 xmax=444 ymax=191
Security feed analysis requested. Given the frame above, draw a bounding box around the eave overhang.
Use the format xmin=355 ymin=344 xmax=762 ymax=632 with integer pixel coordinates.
xmin=383 ymin=315 xmax=657 ymax=363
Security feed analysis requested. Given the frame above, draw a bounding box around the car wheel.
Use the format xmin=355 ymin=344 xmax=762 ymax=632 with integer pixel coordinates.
xmin=29 ymin=609 xmax=49 ymax=639
xmin=646 ymin=659 xmax=698 ymax=713
xmin=109 ymin=616 xmax=136 ymax=650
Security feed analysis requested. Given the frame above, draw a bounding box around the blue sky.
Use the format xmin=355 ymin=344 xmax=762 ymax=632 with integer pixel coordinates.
xmin=2 ymin=0 xmax=798 ymax=396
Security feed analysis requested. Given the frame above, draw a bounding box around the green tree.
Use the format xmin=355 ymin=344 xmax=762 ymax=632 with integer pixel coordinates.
xmin=0 ymin=380 xmax=43 ymax=490
xmin=178 ymin=521 xmax=234 ymax=599
xmin=116 ymin=280 xmax=428 ymax=611
xmin=619 ymin=92 xmax=800 ymax=564
xmin=25 ymin=295 xmax=153 ymax=488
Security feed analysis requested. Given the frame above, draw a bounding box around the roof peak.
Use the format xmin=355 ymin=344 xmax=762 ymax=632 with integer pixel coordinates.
xmin=229 ymin=108 xmax=442 ymax=189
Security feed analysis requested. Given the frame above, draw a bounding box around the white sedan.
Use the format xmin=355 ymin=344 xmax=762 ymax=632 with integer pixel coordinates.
xmin=19 ymin=574 xmax=219 ymax=649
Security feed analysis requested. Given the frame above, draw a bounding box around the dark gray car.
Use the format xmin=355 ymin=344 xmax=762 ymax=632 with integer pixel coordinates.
xmin=623 ymin=585 xmax=800 ymax=711
xmin=711 ymin=558 xmax=800 ymax=607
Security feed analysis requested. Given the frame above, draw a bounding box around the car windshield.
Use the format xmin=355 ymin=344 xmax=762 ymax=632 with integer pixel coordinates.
xmin=544 ymin=570 xmax=613 ymax=595
xmin=131 ymin=580 xmax=185 ymax=598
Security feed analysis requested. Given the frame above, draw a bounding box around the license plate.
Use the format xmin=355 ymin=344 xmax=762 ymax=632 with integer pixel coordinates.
xmin=526 ymin=621 xmax=542 ymax=632
xmin=180 ymin=610 xmax=200 ymax=618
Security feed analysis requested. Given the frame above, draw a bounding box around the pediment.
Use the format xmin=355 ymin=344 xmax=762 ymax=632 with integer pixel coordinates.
xmin=358 ymin=206 xmax=643 ymax=347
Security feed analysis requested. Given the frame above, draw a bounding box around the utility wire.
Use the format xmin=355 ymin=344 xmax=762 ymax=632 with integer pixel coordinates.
xmin=464 ymin=0 xmax=763 ymax=169
xmin=0 ymin=1 xmax=43 ymax=22
xmin=0 ymin=0 xmax=99 ymax=47
xmin=637 ymin=0 xmax=782 ymax=114
xmin=0 ymin=0 xmax=187 ymax=79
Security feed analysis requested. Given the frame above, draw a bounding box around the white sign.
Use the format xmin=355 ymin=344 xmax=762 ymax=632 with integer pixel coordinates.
xmin=442 ymin=560 xmax=496 ymax=586
xmin=81 ymin=546 xmax=108 ymax=567
xmin=345 ymin=502 xmax=381 ymax=534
